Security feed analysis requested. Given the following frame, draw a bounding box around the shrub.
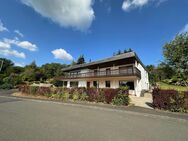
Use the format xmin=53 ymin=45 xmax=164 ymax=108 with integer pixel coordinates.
xmin=18 ymin=86 xmax=130 ymax=106
xmin=169 ymin=92 xmax=185 ymax=112
xmin=50 ymin=93 xmax=64 ymax=99
xmin=36 ymin=87 xmax=51 ymax=96
xmin=183 ymin=92 xmax=188 ymax=112
xmin=119 ymin=86 xmax=129 ymax=91
xmin=51 ymin=94 xmax=58 ymax=99
xmin=152 ymin=88 xmax=188 ymax=112
xmin=96 ymin=90 xmax=105 ymax=102
xmin=103 ymin=89 xmax=119 ymax=104
xmin=0 ymin=83 xmax=14 ymax=89
xmin=80 ymin=93 xmax=88 ymax=101
xmin=112 ymin=87 xmax=129 ymax=106
xmin=19 ymin=85 xmax=29 ymax=94
xmin=62 ymin=92 xmax=70 ymax=101
xmin=87 ymin=88 xmax=99 ymax=102
xmin=44 ymin=93 xmax=52 ymax=98
xmin=112 ymin=94 xmax=129 ymax=106
xmin=72 ymin=93 xmax=79 ymax=101
xmin=29 ymin=86 xmax=39 ymax=95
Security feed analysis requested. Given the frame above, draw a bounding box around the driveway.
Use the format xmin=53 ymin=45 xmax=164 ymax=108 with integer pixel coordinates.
xmin=0 ymin=92 xmax=188 ymax=141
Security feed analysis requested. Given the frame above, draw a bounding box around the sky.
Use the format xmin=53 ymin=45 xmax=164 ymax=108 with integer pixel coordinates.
xmin=0 ymin=0 xmax=188 ymax=67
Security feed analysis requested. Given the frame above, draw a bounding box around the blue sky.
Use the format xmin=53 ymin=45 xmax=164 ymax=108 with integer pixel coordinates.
xmin=0 ymin=0 xmax=188 ymax=67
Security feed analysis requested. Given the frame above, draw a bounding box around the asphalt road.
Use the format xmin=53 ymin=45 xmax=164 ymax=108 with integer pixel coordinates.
xmin=0 ymin=94 xmax=188 ymax=141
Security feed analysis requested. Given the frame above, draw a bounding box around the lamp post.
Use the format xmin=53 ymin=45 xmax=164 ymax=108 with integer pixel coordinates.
xmin=0 ymin=60 xmax=3 ymax=72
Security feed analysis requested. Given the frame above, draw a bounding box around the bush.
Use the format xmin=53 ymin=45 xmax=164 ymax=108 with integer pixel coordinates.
xmin=44 ymin=93 xmax=52 ymax=98
xmin=103 ymin=89 xmax=119 ymax=104
xmin=80 ymin=93 xmax=88 ymax=101
xmin=18 ymin=86 xmax=130 ymax=106
xmin=112 ymin=87 xmax=129 ymax=106
xmin=96 ymin=90 xmax=105 ymax=102
xmin=36 ymin=87 xmax=51 ymax=96
xmin=0 ymin=83 xmax=14 ymax=89
xmin=62 ymin=92 xmax=70 ymax=101
xmin=112 ymin=94 xmax=129 ymax=106
xmin=72 ymin=93 xmax=79 ymax=101
xmin=87 ymin=88 xmax=99 ymax=102
xmin=30 ymin=86 xmax=39 ymax=95
xmin=51 ymin=93 xmax=63 ymax=99
xmin=152 ymin=88 xmax=188 ymax=112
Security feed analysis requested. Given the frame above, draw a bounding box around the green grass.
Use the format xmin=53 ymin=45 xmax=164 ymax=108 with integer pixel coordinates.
xmin=157 ymin=82 xmax=188 ymax=92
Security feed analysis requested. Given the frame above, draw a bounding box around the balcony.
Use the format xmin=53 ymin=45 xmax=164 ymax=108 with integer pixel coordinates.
xmin=62 ymin=67 xmax=141 ymax=79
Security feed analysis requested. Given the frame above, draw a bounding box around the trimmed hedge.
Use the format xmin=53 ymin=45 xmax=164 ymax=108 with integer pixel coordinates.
xmin=152 ymin=88 xmax=188 ymax=112
xmin=19 ymin=85 xmax=129 ymax=105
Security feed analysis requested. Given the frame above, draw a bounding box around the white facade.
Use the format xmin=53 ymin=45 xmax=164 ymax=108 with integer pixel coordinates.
xmin=62 ymin=52 xmax=149 ymax=97
xmin=63 ymin=64 xmax=149 ymax=97
xmin=134 ymin=61 xmax=150 ymax=96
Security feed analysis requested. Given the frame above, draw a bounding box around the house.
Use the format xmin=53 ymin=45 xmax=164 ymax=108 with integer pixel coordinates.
xmin=61 ymin=52 xmax=149 ymax=97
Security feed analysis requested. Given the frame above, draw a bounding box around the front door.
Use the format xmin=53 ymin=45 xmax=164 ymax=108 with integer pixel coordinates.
xmin=87 ymin=82 xmax=90 ymax=88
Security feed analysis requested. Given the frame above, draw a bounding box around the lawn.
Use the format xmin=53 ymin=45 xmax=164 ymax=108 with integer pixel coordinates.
xmin=157 ymin=82 xmax=188 ymax=92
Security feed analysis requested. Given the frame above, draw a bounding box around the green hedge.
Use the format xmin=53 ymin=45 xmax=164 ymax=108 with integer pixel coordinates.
xmin=19 ymin=85 xmax=130 ymax=106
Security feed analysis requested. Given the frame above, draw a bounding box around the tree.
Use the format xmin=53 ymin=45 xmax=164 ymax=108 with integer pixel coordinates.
xmin=71 ymin=60 xmax=77 ymax=66
xmin=41 ymin=63 xmax=66 ymax=79
xmin=22 ymin=61 xmax=38 ymax=82
xmin=163 ymin=33 xmax=188 ymax=85
xmin=127 ymin=48 xmax=133 ymax=52
xmin=77 ymin=55 xmax=85 ymax=64
xmin=0 ymin=58 xmax=14 ymax=74
xmin=117 ymin=50 xmax=122 ymax=55
xmin=146 ymin=65 xmax=158 ymax=85
xmin=157 ymin=62 xmax=175 ymax=80
xmin=123 ymin=49 xmax=127 ymax=53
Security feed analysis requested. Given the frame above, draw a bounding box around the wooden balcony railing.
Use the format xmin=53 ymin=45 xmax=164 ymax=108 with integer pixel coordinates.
xmin=63 ymin=67 xmax=141 ymax=79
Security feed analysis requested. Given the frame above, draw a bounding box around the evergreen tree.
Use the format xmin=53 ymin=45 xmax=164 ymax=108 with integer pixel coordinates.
xmin=77 ymin=55 xmax=85 ymax=64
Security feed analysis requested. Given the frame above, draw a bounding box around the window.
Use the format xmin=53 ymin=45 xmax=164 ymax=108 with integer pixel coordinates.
xmin=70 ymin=81 xmax=78 ymax=87
xmin=87 ymin=82 xmax=90 ymax=88
xmin=119 ymin=81 xmax=134 ymax=90
xmin=93 ymin=81 xmax=98 ymax=88
xmin=105 ymin=81 xmax=111 ymax=88
xmin=63 ymin=81 xmax=67 ymax=87
xmin=119 ymin=66 xmax=133 ymax=74
xmin=106 ymin=68 xmax=111 ymax=75
xmin=127 ymin=67 xmax=133 ymax=74
xmin=94 ymin=70 xmax=98 ymax=76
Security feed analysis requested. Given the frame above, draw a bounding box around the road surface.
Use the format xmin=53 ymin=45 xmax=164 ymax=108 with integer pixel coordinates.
xmin=0 ymin=92 xmax=188 ymax=141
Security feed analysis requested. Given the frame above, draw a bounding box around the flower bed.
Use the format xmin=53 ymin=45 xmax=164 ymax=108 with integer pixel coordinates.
xmin=152 ymin=88 xmax=188 ymax=113
xmin=19 ymin=85 xmax=130 ymax=106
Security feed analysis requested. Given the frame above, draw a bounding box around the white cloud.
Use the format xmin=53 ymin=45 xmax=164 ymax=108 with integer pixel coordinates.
xmin=3 ymin=38 xmax=38 ymax=51
xmin=17 ymin=41 xmax=37 ymax=51
xmin=14 ymin=30 xmax=24 ymax=37
xmin=122 ymin=0 xmax=168 ymax=11
xmin=0 ymin=38 xmax=37 ymax=59
xmin=122 ymin=0 xmax=149 ymax=11
xmin=0 ymin=48 xmax=26 ymax=59
xmin=0 ymin=20 xmax=8 ymax=32
xmin=14 ymin=62 xmax=25 ymax=67
xmin=51 ymin=48 xmax=73 ymax=61
xmin=0 ymin=38 xmax=26 ymax=59
xmin=0 ymin=41 xmax=11 ymax=49
xmin=3 ymin=38 xmax=18 ymax=44
xmin=21 ymin=0 xmax=95 ymax=31
xmin=180 ymin=24 xmax=188 ymax=34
